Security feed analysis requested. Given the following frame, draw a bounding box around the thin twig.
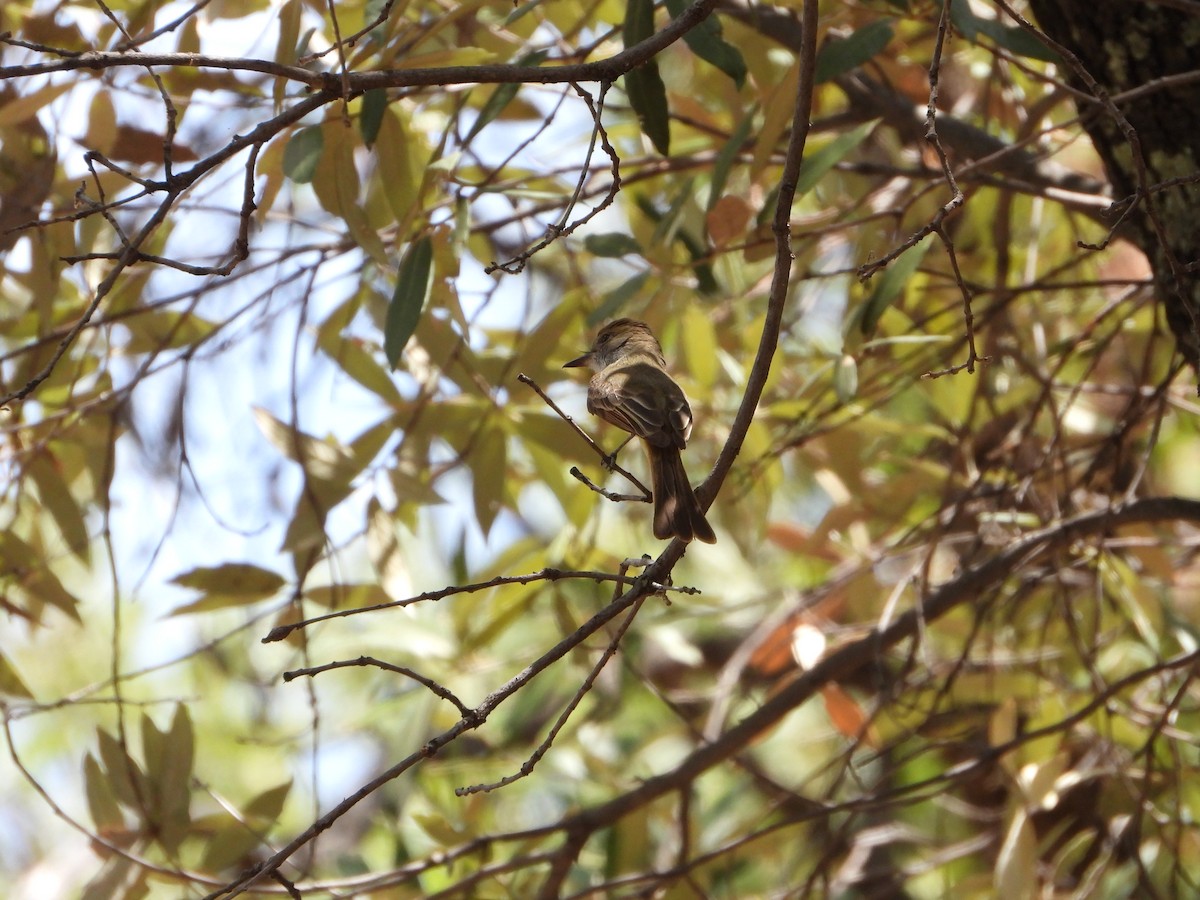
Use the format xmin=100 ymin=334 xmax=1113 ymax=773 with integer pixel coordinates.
xmin=486 ymin=82 xmax=622 ymax=274
xmin=518 ymin=373 xmax=652 ymax=499
xmin=458 ymin=560 xmax=651 ymax=795
xmin=284 ymin=656 xmax=472 ymax=717
xmin=262 ymin=566 xmax=639 ymax=643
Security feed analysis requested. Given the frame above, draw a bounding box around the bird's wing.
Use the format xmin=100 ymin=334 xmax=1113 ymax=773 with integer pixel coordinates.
xmin=588 ymin=361 xmax=692 ymax=449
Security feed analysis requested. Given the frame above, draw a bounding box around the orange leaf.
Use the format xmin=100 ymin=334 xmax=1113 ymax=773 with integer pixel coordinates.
xmin=821 ymin=683 xmax=876 ymax=746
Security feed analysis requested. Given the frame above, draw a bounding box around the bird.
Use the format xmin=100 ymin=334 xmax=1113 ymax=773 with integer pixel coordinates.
xmin=564 ymin=318 xmax=717 ymax=544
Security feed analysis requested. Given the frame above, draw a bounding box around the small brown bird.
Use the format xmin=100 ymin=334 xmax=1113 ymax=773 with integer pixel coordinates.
xmin=564 ymin=318 xmax=717 ymax=544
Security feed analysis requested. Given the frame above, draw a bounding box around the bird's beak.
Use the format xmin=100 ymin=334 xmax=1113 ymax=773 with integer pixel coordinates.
xmin=563 ymin=351 xmax=591 ymax=369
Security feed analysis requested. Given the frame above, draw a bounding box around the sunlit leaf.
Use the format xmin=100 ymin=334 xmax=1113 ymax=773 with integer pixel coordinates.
xmin=852 ymin=234 xmax=933 ymax=337
xmin=664 ymin=0 xmax=747 ymax=87
xmin=367 ymin=497 xmax=413 ymax=600
xmin=26 ymin=453 xmax=88 ymax=558
xmin=0 ymin=82 xmax=73 ymax=127
xmin=751 ymin=61 xmax=798 ymax=179
xmin=472 ymin=424 xmax=508 ymax=536
xmin=245 ymin=780 xmax=292 ymax=823
xmin=995 ymin=809 xmax=1038 ymax=897
xmin=680 ymin=304 xmax=718 ymax=389
xmin=833 ymin=353 xmax=858 ymax=403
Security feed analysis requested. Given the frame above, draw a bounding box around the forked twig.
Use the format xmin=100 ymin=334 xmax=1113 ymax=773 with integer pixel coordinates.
xmin=518 ymin=372 xmax=652 ymax=500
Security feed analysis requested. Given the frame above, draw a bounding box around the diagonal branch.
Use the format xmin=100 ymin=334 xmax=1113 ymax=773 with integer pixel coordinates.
xmin=698 ymin=0 xmax=819 ymax=510
xmin=542 ymin=496 xmax=1200 ymax=851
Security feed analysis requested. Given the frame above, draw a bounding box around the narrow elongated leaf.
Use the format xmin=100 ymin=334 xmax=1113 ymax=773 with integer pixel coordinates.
xmin=466 ymin=49 xmax=549 ymax=141
xmin=589 ymin=271 xmax=651 ymax=325
xmin=472 ymin=424 xmax=507 ymax=536
xmin=814 ymin=21 xmax=894 ymax=84
xmin=584 ymin=232 xmax=643 ymax=257
xmin=623 ymin=0 xmax=671 ymax=155
xmin=0 ymin=82 xmax=73 ymax=126
xmin=385 ymin=235 xmax=434 ymax=368
xmin=796 ymin=119 xmax=879 ymax=195
xmin=0 ymin=652 xmax=33 ymax=699
xmin=708 ymin=111 xmax=754 ymax=212
xmin=664 ymin=0 xmax=747 ymax=87
xmin=951 ymin=0 xmax=1060 ymax=62
xmin=359 ymin=88 xmax=388 ymax=145
xmin=855 ymin=234 xmax=933 ymax=336
xmin=96 ymin=730 xmax=147 ymax=811
xmin=170 ymin=562 xmax=286 ymax=597
xmin=245 ymin=780 xmax=293 ymax=823
xmin=83 ymin=754 xmax=124 ymax=829
xmin=27 ymin=453 xmax=88 ymax=558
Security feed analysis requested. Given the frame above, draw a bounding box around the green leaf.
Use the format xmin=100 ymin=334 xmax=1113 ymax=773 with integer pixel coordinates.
xmin=359 ymin=88 xmax=388 ymax=145
xmin=795 ymin=119 xmax=879 ymax=195
xmin=665 ymin=0 xmax=747 ymax=87
xmin=0 ymin=652 xmax=33 ymax=699
xmin=316 ymin=296 xmax=404 ymax=405
xmin=385 ymin=235 xmax=434 ymax=369
xmin=252 ymin=406 xmax=361 ymax=483
xmin=675 ymin=228 xmax=719 ymax=295
xmin=0 ymin=532 xmax=81 ymax=623
xmin=681 ymin=304 xmax=718 ymax=389
xmin=245 ymin=780 xmax=292 ymax=823
xmin=854 ymin=234 xmax=933 ymax=336
xmin=708 ymin=111 xmax=754 ymax=212
xmin=950 ymin=0 xmax=1060 ymax=62
xmin=27 ymin=453 xmax=89 ymax=559
xmin=83 ymin=753 xmax=124 ymax=830
xmin=141 ymin=706 xmax=193 ymax=851
xmin=814 ymin=21 xmax=894 ymax=84
xmin=96 ymin=729 xmax=147 ymax=811
xmin=466 ymin=49 xmax=550 ymax=141
xmin=584 ymin=232 xmax=643 ymax=257
xmin=589 ymin=271 xmax=651 ymax=325
xmin=623 ymin=0 xmax=671 ymax=155
xmin=282 ymin=125 xmax=323 ymax=183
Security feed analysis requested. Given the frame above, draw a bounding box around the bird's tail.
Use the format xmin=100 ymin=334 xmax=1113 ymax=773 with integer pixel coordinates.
xmin=649 ymin=447 xmax=717 ymax=544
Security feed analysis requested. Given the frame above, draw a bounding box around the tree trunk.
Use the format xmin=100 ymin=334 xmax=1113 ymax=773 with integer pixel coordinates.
xmin=1029 ymin=0 xmax=1200 ymax=370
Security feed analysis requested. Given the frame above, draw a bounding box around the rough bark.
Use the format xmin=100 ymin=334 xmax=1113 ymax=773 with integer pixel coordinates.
xmin=1029 ymin=0 xmax=1200 ymax=369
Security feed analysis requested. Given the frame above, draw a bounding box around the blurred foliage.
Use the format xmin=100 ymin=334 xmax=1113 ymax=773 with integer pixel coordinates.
xmin=2 ymin=0 xmax=1199 ymax=897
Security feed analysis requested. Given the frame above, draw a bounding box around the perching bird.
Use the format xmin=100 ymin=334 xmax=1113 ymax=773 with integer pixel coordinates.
xmin=564 ymin=318 xmax=716 ymax=544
